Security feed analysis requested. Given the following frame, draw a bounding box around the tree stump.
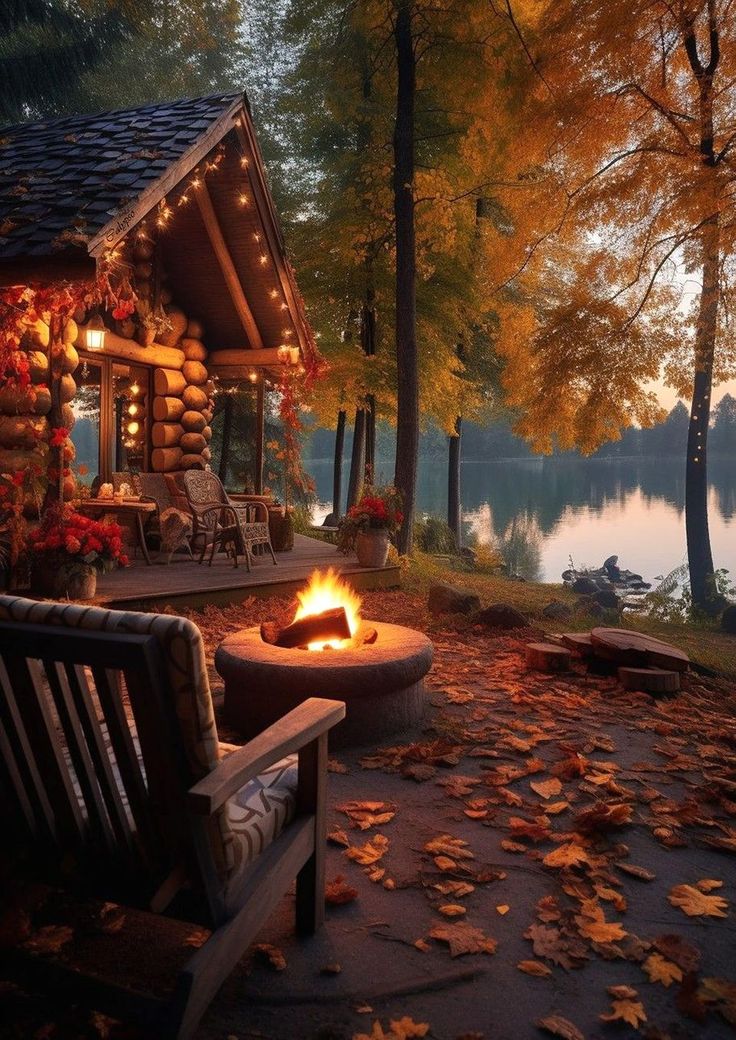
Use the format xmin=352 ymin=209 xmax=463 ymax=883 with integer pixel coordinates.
xmin=561 ymin=632 xmax=595 ymax=657
xmin=526 ymin=642 xmax=571 ymax=672
xmin=590 ymin=628 xmax=689 ymax=672
xmin=618 ymin=667 xmax=680 ymax=694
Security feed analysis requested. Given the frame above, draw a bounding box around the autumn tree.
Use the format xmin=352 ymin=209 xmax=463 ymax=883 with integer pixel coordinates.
xmin=485 ymin=0 xmax=736 ymax=612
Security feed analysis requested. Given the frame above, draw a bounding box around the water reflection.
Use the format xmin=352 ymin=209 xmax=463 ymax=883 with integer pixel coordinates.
xmin=307 ymin=455 xmax=736 ymax=583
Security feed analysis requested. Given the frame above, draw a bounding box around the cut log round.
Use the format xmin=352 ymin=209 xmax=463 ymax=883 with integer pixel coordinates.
xmin=201 ymin=407 xmax=214 ymax=424
xmin=61 ymin=403 xmax=75 ymax=429
xmin=181 ymin=410 xmax=207 ymax=433
xmin=202 ymin=424 xmax=212 ymax=443
xmin=27 ymin=350 xmax=49 ymax=384
xmin=0 ymin=415 xmax=46 ymax=450
xmin=182 ymin=360 xmax=208 ymax=386
xmin=60 ymin=343 xmax=78 ymax=374
xmin=186 ymin=319 xmax=204 ymax=340
xmin=201 ymin=446 xmax=212 ymax=462
xmin=0 ymin=448 xmax=32 ymax=472
xmin=182 ymin=385 xmax=208 ymax=411
xmin=591 ymin=628 xmax=689 ymax=673
xmin=151 ymin=446 xmax=183 ymax=472
xmin=204 ymin=379 xmax=216 ymax=397
xmin=63 ymin=319 xmax=78 ymax=345
xmin=561 ymin=632 xmax=595 ymax=656
xmin=526 ymin=642 xmax=571 ymax=672
xmin=159 ymin=306 xmax=188 ymax=347
xmin=182 ymin=338 xmax=207 ymax=362
xmin=154 ymin=368 xmax=187 ymax=397
xmin=59 ymin=374 xmax=76 ymax=403
xmin=180 ymin=453 xmax=205 ymax=470
xmin=152 ymin=396 xmax=186 ymax=422
xmin=152 ymin=422 xmax=184 ymax=448
xmin=618 ymin=667 xmax=681 ymax=694
xmin=0 ymin=385 xmax=51 ymax=415
xmin=180 ymin=431 xmax=207 ymax=454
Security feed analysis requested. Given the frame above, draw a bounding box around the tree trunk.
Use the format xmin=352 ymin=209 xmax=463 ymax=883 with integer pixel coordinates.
xmin=333 ymin=408 xmax=346 ymax=518
xmin=686 ymin=214 xmax=720 ymax=613
xmin=346 ymin=407 xmax=366 ymax=509
xmin=218 ymin=393 xmax=233 ymax=483
xmin=392 ymin=0 xmax=418 ymax=555
xmin=448 ymin=415 xmax=462 ymax=547
xmin=361 ymin=288 xmax=377 ymax=484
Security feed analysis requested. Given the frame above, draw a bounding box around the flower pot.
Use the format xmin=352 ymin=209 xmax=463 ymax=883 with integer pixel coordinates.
xmin=355 ymin=528 xmax=390 ymax=568
xmin=31 ymin=560 xmax=97 ymax=600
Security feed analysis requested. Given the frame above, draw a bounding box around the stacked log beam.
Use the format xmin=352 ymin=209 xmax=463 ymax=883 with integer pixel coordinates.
xmin=0 ymin=316 xmax=78 ymax=504
xmin=150 ymin=318 xmax=211 ymax=472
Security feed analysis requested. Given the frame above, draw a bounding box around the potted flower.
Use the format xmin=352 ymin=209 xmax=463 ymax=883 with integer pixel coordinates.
xmin=337 ymin=485 xmax=403 ymax=567
xmin=137 ymin=306 xmax=173 ymax=347
xmin=28 ymin=505 xmax=129 ymax=600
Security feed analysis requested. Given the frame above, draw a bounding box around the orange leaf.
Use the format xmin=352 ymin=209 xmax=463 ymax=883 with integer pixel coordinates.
xmin=517 ymin=959 xmax=552 ymax=977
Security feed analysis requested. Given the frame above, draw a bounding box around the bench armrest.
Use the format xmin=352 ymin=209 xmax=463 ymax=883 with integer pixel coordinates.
xmin=188 ymin=697 xmax=345 ymax=816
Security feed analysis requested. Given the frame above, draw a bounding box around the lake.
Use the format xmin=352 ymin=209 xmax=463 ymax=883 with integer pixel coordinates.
xmin=306 ymin=455 xmax=736 ymax=585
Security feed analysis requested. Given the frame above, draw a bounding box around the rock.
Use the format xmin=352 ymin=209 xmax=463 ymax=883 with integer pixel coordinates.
xmin=428 ymin=582 xmax=480 ymax=616
xmin=542 ymin=600 xmax=573 ymax=621
xmin=721 ymin=604 xmax=736 ymax=634
xmin=474 ymin=602 xmax=529 ymax=629
xmin=593 ymin=588 xmax=620 ymax=609
xmin=460 ymin=546 xmax=476 ymax=565
xmin=572 ymin=576 xmax=599 ymax=595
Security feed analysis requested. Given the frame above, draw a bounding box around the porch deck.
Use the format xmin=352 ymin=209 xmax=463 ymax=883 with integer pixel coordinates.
xmin=93 ymin=534 xmax=400 ymax=611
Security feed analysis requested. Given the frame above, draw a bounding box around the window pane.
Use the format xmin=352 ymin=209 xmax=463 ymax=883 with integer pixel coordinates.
xmin=113 ymin=363 xmax=148 ymax=473
xmin=70 ymin=358 xmax=102 ymax=486
xmin=210 ymin=384 xmax=258 ymax=491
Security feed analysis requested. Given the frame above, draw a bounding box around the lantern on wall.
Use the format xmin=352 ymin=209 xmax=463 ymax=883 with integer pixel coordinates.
xmin=289 ymin=346 xmax=300 ymax=366
xmin=85 ymin=312 xmax=107 ymax=351
xmin=277 ymin=343 xmax=291 ymax=365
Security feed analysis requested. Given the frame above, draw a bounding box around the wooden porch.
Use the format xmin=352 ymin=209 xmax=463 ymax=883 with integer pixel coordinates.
xmin=93 ymin=533 xmax=400 ymax=611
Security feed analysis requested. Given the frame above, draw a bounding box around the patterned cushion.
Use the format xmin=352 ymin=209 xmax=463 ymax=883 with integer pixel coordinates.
xmin=0 ymin=595 xmax=291 ymax=900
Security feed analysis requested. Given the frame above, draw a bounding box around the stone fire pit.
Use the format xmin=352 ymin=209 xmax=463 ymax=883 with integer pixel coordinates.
xmin=216 ymin=621 xmax=434 ymax=749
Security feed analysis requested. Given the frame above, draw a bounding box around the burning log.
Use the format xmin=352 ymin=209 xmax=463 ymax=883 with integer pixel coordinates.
xmin=261 ymin=606 xmax=352 ymax=649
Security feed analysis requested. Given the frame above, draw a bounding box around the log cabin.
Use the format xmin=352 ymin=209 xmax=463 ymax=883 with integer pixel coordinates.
xmin=0 ymin=92 xmax=317 ymax=494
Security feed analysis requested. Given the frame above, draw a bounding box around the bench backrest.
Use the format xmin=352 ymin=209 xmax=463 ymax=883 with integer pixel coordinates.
xmin=0 ymin=596 xmax=229 ymax=914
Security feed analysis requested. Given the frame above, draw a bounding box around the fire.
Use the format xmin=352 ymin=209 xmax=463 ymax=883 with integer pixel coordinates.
xmin=293 ymin=568 xmax=362 ymax=651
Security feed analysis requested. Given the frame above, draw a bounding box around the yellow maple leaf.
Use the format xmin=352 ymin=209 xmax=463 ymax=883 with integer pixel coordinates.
xmin=668 ymin=883 xmax=729 ymax=918
xmin=600 ymin=998 xmax=647 ymax=1029
xmin=345 ymin=834 xmax=389 ymax=866
xmin=543 ymin=842 xmax=589 ymax=868
xmin=643 ymin=953 xmax=683 ymax=987
xmin=531 ymin=777 xmax=563 ymax=799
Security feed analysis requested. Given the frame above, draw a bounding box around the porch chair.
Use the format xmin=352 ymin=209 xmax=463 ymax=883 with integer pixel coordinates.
xmin=0 ymin=594 xmax=345 ymax=1039
xmin=137 ymin=471 xmax=194 ymax=563
xmin=183 ymin=470 xmax=276 ymax=571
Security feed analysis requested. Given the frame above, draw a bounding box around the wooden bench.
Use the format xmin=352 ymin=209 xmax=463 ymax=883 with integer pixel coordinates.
xmin=0 ymin=594 xmax=345 ymax=1038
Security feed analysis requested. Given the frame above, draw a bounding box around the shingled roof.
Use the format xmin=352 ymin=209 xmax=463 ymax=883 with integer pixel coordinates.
xmin=0 ymin=93 xmax=242 ymax=259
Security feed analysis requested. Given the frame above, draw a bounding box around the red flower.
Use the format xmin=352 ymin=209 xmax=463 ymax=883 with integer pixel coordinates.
xmin=49 ymin=427 xmax=69 ymax=447
xmin=11 ymin=472 xmax=25 ymax=487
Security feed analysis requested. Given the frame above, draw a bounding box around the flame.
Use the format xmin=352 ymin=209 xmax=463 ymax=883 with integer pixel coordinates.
xmin=293 ymin=568 xmax=362 ymax=651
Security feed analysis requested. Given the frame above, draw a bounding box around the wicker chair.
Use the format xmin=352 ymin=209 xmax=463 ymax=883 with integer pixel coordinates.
xmin=138 ymin=472 xmax=194 ymax=564
xmin=183 ymin=470 xmax=276 ymax=571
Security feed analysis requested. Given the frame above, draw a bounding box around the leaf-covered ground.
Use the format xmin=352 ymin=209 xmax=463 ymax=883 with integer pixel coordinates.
xmin=193 ymin=588 xmax=736 ymax=1040
xmin=2 ymin=586 xmax=735 ymax=1040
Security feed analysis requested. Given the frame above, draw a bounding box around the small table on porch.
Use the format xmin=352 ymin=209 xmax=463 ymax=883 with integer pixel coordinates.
xmin=77 ymin=498 xmax=157 ymax=566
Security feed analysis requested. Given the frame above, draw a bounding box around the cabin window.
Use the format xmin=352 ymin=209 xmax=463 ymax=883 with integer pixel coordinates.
xmin=70 ymin=354 xmax=150 ymax=484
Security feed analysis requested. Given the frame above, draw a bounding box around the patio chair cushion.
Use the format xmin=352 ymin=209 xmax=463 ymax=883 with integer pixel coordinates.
xmin=0 ymin=595 xmax=271 ymax=897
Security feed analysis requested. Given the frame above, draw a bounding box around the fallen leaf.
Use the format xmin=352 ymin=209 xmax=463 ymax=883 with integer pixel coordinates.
xmin=328 ymin=828 xmax=351 ymax=847
xmin=438 ymin=904 xmax=466 ymax=917
xmin=345 ymin=834 xmax=389 ymax=866
xmin=253 ymin=943 xmax=286 ymax=971
xmin=424 ymin=835 xmax=474 ymax=860
xmin=575 ymin=801 xmax=633 ymax=833
xmin=536 ymin=1013 xmax=584 ymax=1040
xmin=429 ymin=920 xmax=497 ymax=956
xmin=653 ymin=934 xmax=701 ymax=973
xmin=325 ymin=875 xmax=359 ymax=905
xmin=668 ymin=883 xmax=729 ymax=918
xmin=543 ymin=843 xmax=589 ymax=869
xmin=530 ymin=778 xmax=562 ymax=800
xmin=321 ymin=962 xmax=342 ymax=974
xmin=600 ymin=994 xmax=647 ymax=1029
xmin=22 ymin=924 xmax=74 ymax=955
xmin=432 ymin=881 xmax=475 ymax=898
xmin=617 ymin=862 xmax=655 ymax=881
xmin=336 ymin=800 xmax=397 ymax=830
xmin=496 ymin=904 xmax=510 ymax=915
xmin=698 ymin=977 xmax=736 ymax=1025
xmin=643 ymin=952 xmax=683 ymax=987
xmin=517 ymin=959 xmax=552 ymax=976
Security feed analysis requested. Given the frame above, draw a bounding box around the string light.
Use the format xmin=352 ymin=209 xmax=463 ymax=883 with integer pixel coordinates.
xmin=238 ymin=193 xmax=250 ymax=206
xmin=259 ymin=254 xmax=268 ymax=265
xmin=269 ymin=289 xmax=279 ymax=299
